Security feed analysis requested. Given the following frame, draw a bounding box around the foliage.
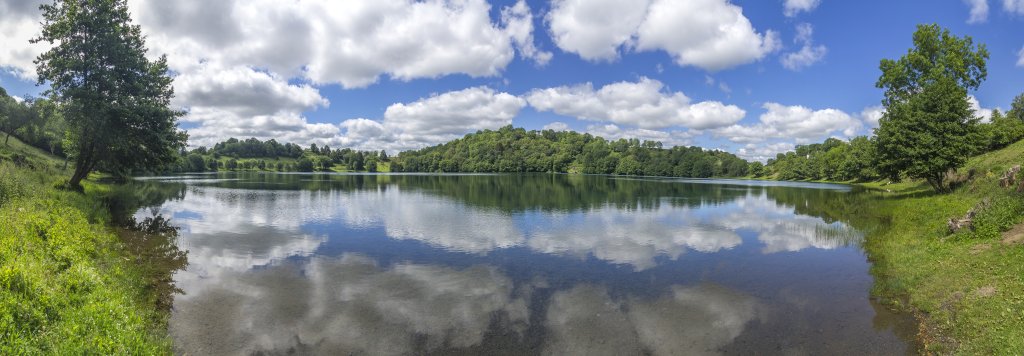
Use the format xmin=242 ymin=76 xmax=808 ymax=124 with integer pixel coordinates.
xmin=873 ymin=24 xmax=988 ymax=192
xmin=34 ymin=0 xmax=187 ymax=188
xmin=208 ymin=137 xmax=305 ymax=159
xmin=396 ymin=125 xmax=750 ymax=178
xmin=1008 ymin=93 xmax=1024 ymax=122
xmin=0 ymin=144 xmax=174 ymax=354
xmin=154 ymin=137 xmax=386 ymax=173
xmin=765 ymin=136 xmax=877 ymax=181
xmin=979 ymin=109 xmax=1024 ymax=151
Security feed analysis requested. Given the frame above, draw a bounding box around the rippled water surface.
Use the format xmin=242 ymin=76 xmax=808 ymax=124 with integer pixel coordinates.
xmin=130 ymin=172 xmax=916 ymax=355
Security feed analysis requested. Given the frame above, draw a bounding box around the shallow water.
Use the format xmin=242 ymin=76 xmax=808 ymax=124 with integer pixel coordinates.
xmin=130 ymin=172 xmax=916 ymax=355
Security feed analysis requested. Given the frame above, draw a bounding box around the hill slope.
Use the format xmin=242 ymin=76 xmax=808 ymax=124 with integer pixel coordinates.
xmin=0 ymin=134 xmax=65 ymax=170
xmin=863 ymin=139 xmax=1024 ymax=353
xmin=1 ymin=135 xmax=174 ymax=353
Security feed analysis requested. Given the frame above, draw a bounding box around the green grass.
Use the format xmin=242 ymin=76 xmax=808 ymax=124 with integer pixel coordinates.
xmin=0 ymin=137 xmax=172 ymax=354
xmin=860 ymin=139 xmax=1024 ymax=353
xmin=0 ymin=135 xmax=66 ymax=170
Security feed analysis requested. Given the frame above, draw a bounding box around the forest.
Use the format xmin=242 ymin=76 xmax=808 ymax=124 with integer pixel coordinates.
xmin=395 ymin=125 xmax=754 ymax=177
xmin=116 ymin=126 xmax=754 ymax=178
xmin=763 ymin=96 xmax=1024 ymax=183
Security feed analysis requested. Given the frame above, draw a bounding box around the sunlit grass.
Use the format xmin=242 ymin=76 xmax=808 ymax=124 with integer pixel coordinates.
xmin=0 ymin=137 xmax=172 ymax=354
xmin=863 ymin=139 xmax=1024 ymax=353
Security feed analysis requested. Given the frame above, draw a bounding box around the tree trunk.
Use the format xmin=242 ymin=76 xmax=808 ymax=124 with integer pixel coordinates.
xmin=68 ymin=163 xmax=90 ymax=190
xmin=67 ymin=143 xmax=97 ymax=191
xmin=926 ymin=175 xmax=947 ymax=193
xmin=4 ymin=131 xmax=9 ymax=145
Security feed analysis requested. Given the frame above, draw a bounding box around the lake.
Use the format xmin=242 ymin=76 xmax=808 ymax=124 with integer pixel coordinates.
xmin=128 ymin=172 xmax=917 ymax=355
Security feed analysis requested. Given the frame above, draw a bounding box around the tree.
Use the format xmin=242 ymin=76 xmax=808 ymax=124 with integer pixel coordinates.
xmin=984 ymin=109 xmax=1024 ymax=150
xmin=873 ymin=24 xmax=988 ymax=192
xmin=186 ymin=153 xmax=206 ymax=172
xmin=296 ymin=157 xmax=315 ymax=172
xmin=365 ymin=156 xmax=378 ymax=172
xmin=34 ymin=0 xmax=186 ymax=188
xmin=1009 ymin=93 xmax=1024 ymax=122
xmin=0 ymin=93 xmax=40 ymax=146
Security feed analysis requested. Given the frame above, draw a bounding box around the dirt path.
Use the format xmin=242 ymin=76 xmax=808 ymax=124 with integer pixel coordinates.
xmin=1002 ymin=223 xmax=1024 ymax=245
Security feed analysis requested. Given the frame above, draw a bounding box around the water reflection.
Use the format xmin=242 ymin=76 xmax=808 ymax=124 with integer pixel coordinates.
xmin=171 ymin=254 xmax=530 ymax=355
xmin=128 ymin=173 xmax=915 ymax=354
xmin=543 ymin=284 xmax=760 ymax=356
xmin=138 ymin=174 xmax=863 ymax=269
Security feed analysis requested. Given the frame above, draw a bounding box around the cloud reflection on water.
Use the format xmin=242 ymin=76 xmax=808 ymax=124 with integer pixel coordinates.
xmin=171 ymin=254 xmax=529 ymax=355
xmin=131 ymin=175 xmax=905 ymax=355
xmin=142 ymin=180 xmax=863 ymax=274
xmin=169 ymin=252 xmax=757 ymax=356
xmin=543 ymin=284 xmax=761 ymax=356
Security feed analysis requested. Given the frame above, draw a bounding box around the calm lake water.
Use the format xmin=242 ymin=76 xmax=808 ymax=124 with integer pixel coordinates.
xmin=129 ymin=172 xmax=917 ymax=355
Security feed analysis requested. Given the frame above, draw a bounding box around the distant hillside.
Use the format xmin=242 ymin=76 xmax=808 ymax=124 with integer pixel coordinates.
xmin=153 ymin=126 xmax=756 ymax=178
xmin=395 ymin=125 xmax=756 ymax=178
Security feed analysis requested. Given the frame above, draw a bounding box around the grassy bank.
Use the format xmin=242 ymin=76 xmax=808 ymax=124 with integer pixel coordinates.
xmin=858 ymin=140 xmax=1024 ymax=353
xmin=0 ymin=137 xmax=173 ymax=354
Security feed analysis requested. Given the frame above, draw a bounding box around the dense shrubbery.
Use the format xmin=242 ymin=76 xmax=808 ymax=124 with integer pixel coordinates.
xmin=396 ymin=125 xmax=753 ymax=178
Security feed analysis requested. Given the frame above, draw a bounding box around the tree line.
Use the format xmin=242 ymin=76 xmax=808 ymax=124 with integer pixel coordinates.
xmin=764 ymin=101 xmax=1024 ymax=183
xmin=764 ymin=25 xmax=1024 ymax=191
xmin=395 ymin=125 xmax=755 ymax=178
xmin=165 ymin=137 xmax=390 ymax=173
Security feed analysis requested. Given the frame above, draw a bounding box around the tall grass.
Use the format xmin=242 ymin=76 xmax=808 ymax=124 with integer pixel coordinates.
xmin=1 ymin=151 xmax=172 ymax=353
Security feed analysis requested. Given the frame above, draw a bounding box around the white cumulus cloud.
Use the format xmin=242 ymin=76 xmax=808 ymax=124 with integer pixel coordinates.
xmin=525 ymin=77 xmax=745 ymax=130
xmin=714 ymin=103 xmax=862 ymax=144
xmin=0 ymin=0 xmax=549 ymax=149
xmin=964 ymin=0 xmax=990 ymax=23
xmin=335 ymin=86 xmax=526 ymax=153
xmin=585 ymin=124 xmax=694 ymax=147
xmin=546 ymin=0 xmax=650 ymax=61
xmin=1005 ymin=0 xmax=1024 ymax=14
xmin=783 ymin=0 xmax=821 ymax=17
xmin=736 ymin=142 xmax=797 ymax=162
xmin=781 ymin=23 xmax=827 ymax=71
xmin=542 ymin=122 xmax=571 ymax=131
xmin=860 ymin=105 xmax=885 ymax=129
xmin=546 ymin=0 xmax=779 ymax=71
xmin=0 ymin=0 xmax=49 ymax=80
xmin=128 ymin=0 xmax=547 ymax=89
xmin=175 ymin=64 xmax=336 ymax=148
xmin=968 ymin=95 xmax=996 ymax=123
xmin=635 ymin=0 xmax=780 ymax=71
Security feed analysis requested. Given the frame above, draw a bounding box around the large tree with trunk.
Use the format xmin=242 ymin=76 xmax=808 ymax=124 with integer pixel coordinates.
xmin=873 ymin=24 xmax=988 ymax=193
xmin=33 ymin=0 xmax=186 ymax=189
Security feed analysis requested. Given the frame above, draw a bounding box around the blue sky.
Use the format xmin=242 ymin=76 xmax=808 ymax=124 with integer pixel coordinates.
xmin=1 ymin=0 xmax=1022 ymax=160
